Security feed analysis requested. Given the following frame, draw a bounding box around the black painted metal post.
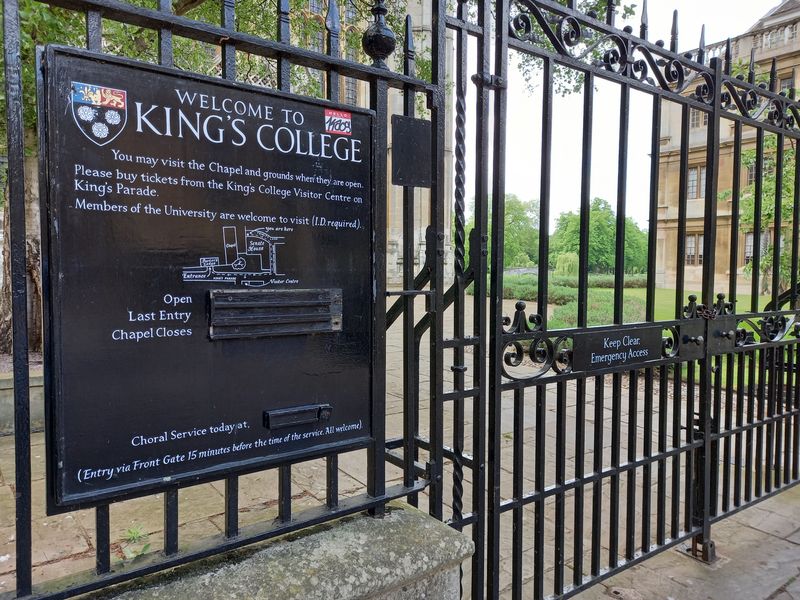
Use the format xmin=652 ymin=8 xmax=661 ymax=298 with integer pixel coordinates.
xmin=3 ymin=0 xmax=32 ymax=594
xmin=368 ymin=75 xmax=388 ymax=515
xmin=692 ymin=57 xmax=723 ymax=563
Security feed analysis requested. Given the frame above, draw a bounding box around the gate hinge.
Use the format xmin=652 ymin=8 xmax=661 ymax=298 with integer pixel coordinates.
xmin=471 ymin=72 xmax=506 ymax=90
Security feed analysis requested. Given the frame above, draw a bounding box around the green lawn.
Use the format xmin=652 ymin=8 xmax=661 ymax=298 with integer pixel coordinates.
xmin=625 ymin=288 xmax=773 ymax=322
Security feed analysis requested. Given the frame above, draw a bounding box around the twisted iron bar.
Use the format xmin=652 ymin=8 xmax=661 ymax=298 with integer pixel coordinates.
xmin=453 ymin=80 xmax=467 ymax=278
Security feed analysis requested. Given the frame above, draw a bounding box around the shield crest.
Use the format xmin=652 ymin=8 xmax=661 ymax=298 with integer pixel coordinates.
xmin=71 ymin=82 xmax=127 ymax=146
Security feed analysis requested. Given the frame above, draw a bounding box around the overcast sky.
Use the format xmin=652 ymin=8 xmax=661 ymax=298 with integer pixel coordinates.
xmin=487 ymin=0 xmax=778 ymax=231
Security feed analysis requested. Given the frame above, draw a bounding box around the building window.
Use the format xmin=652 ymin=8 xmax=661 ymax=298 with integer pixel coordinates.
xmin=746 ymin=163 xmax=757 ymax=186
xmin=690 ymin=109 xmax=708 ymax=128
xmin=781 ymin=76 xmax=794 ymax=94
xmin=790 ymin=23 xmax=798 ymax=43
xmin=744 ymin=232 xmax=754 ymax=265
xmin=345 ymin=0 xmax=357 ymax=22
xmin=697 ymin=234 xmax=704 ymax=266
xmin=687 ymin=168 xmax=698 ymax=199
xmin=687 ymin=166 xmax=706 ymax=199
xmin=686 ymin=234 xmax=696 ymax=265
xmin=344 ymin=47 xmax=359 ymax=105
xmin=685 ymin=233 xmax=704 ymax=266
xmin=310 ymin=30 xmax=324 ymax=52
xmin=309 ymin=0 xmax=322 ymax=14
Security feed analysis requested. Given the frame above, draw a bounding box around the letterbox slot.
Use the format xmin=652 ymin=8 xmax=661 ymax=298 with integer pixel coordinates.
xmin=263 ymin=404 xmax=333 ymax=430
xmin=209 ymin=289 xmax=343 ymax=340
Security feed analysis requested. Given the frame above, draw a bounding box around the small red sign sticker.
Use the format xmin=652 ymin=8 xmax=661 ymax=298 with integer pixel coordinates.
xmin=325 ymin=109 xmax=352 ymax=136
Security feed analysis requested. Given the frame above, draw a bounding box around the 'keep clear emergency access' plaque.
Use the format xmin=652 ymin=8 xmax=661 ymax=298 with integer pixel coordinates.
xmin=40 ymin=47 xmax=374 ymax=510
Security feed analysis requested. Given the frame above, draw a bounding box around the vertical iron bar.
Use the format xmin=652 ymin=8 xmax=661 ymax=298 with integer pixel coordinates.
xmin=472 ymin=0 xmax=490 ymax=593
xmin=573 ymin=377 xmax=586 ymax=587
xmin=642 ymin=367 xmax=653 ymax=553
xmin=646 ymin=95 xmax=661 ymax=321
xmin=614 ymin=82 xmax=629 ymax=324
xmin=487 ymin=2 xmax=510 ymax=594
xmin=729 ymin=122 xmax=742 ymax=302
xmin=325 ymin=0 xmax=342 ymax=512
xmin=512 ymin=388 xmax=524 ymax=600
xmin=4 ymin=0 xmax=31 ymax=592
xmin=656 ymin=365 xmax=668 ymax=545
xmin=95 ymin=505 xmax=111 ymax=574
xmin=756 ymin=348 xmax=766 ymax=497
xmin=86 ymin=10 xmax=102 ymax=51
xmin=220 ymin=0 xmax=235 ymax=77
xmin=671 ymin=359 xmax=682 ymax=540
xmin=766 ymin=347 xmax=776 ymax=494
xmin=326 ymin=455 xmax=339 ymax=509
xmin=746 ymin=351 xmax=756 ymax=502
xmin=164 ymin=489 xmax=179 ymax=555
xmin=578 ymin=72 xmax=593 ymax=327
xmin=536 ymin=59 xmax=553 ymax=326
xmin=591 ymin=376 xmax=604 ymax=577
xmin=533 ymin=385 xmax=547 ymax=599
xmin=279 ymin=465 xmax=292 ymax=522
xmin=554 ymin=382 xmax=566 ymax=596
xmin=277 ymin=0 xmax=291 ymax=91
xmin=159 ymin=0 xmax=174 ymax=68
xmin=609 ymin=372 xmax=621 ymax=568
xmin=694 ymin=57 xmax=723 ymax=554
xmin=772 ymin=134 xmax=784 ymax=309
xmin=675 ymin=105 xmax=690 ymax=319
xmin=792 ymin=131 xmax=800 ymax=312
xmin=625 ymin=370 xmax=638 ymax=561
xmin=401 ymin=16 xmax=418 ymax=506
xmin=325 ymin=0 xmax=341 ymax=102
xmin=428 ymin=0 xmax=447 ymax=524
xmin=225 ymin=476 xmax=239 ymax=538
xmin=685 ymin=363 xmax=695 ymax=532
xmin=451 ymin=1 xmax=467 ymax=530
xmin=734 ymin=351 xmax=746 ymax=507
xmin=752 ymin=130 xmax=765 ymax=311
xmin=784 ymin=346 xmax=793 ymax=485
xmin=368 ymin=78 xmax=389 ymax=518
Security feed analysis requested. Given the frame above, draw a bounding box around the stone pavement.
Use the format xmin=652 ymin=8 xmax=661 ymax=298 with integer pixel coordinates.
xmin=0 ymin=295 xmax=798 ymax=598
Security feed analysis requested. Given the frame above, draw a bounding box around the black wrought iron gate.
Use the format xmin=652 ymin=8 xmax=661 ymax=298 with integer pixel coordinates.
xmin=3 ymin=0 xmax=800 ymax=598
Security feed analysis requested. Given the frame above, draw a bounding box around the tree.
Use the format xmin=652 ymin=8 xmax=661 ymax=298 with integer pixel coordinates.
xmin=462 ymin=195 xmax=539 ymax=270
xmin=549 ymin=197 xmax=648 ymax=274
xmin=719 ymin=134 xmax=796 ymax=294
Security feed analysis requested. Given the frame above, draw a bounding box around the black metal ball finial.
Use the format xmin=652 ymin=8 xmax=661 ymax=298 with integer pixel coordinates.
xmin=362 ymin=0 xmax=396 ymax=69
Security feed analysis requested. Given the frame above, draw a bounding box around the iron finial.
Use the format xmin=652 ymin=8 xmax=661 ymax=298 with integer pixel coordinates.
xmin=749 ymin=47 xmax=756 ymax=84
xmin=362 ymin=0 xmax=396 ymax=69
xmin=697 ymin=24 xmax=706 ymax=64
xmin=670 ymin=10 xmax=679 ymax=53
xmin=606 ymin=0 xmax=615 ymax=26
xmin=640 ymin=0 xmax=648 ymax=40
xmin=770 ymin=58 xmax=778 ymax=92
xmin=326 ymin=0 xmax=340 ymax=38
xmin=724 ymin=38 xmax=732 ymax=75
xmin=403 ymin=15 xmax=415 ymax=77
xmin=791 ymin=68 xmax=796 ymax=99
xmin=404 ymin=15 xmax=414 ymax=58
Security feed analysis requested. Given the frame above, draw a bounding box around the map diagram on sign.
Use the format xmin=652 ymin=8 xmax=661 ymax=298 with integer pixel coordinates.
xmin=182 ymin=226 xmax=285 ymax=287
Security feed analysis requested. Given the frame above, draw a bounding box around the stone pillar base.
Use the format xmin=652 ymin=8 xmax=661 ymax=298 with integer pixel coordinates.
xmin=88 ymin=501 xmax=474 ymax=600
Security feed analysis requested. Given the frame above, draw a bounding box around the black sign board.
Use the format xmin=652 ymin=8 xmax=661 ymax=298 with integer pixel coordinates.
xmin=391 ymin=115 xmax=431 ymax=188
xmin=572 ymin=326 xmax=663 ymax=373
xmin=40 ymin=47 xmax=374 ymax=511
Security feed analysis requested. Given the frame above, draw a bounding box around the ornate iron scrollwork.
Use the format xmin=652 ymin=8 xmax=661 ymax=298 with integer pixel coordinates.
xmin=500 ymin=301 xmax=572 ymax=381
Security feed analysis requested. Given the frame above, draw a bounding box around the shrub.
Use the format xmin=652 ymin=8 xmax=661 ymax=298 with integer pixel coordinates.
xmin=554 ymin=252 xmax=580 ymax=277
xmin=548 ymin=291 xmax=646 ymax=329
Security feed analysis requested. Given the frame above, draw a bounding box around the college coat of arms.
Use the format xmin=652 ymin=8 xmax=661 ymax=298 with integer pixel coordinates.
xmin=71 ymin=82 xmax=127 ymax=146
